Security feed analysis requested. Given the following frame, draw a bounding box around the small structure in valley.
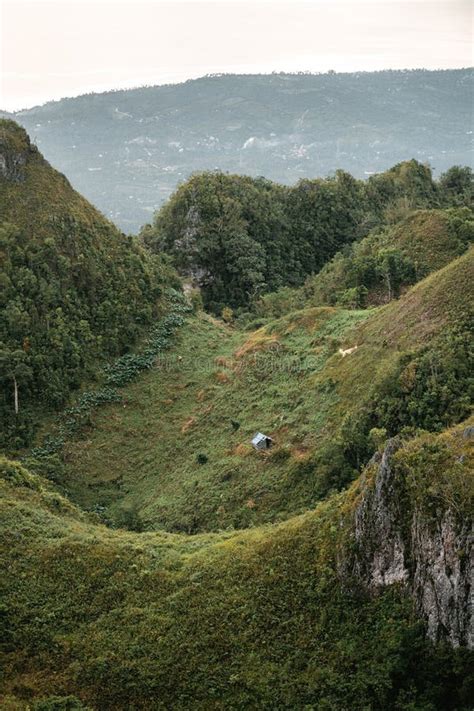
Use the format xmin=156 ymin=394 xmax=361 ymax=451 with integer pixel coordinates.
xmin=251 ymin=432 xmax=273 ymax=451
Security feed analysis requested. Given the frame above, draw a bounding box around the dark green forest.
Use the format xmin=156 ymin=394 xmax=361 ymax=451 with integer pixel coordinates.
xmin=143 ymin=161 xmax=473 ymax=314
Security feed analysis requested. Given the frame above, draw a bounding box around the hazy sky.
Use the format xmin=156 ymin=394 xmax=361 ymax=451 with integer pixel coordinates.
xmin=1 ymin=0 xmax=472 ymax=111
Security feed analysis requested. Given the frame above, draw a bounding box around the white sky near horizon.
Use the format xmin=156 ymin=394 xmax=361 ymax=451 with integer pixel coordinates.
xmin=1 ymin=0 xmax=473 ymax=111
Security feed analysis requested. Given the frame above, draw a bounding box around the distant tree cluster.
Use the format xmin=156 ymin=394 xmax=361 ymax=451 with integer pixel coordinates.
xmin=143 ymin=161 xmax=472 ymax=314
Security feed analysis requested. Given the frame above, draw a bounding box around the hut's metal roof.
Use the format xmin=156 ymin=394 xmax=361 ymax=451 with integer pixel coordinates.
xmin=252 ymin=432 xmax=272 ymax=446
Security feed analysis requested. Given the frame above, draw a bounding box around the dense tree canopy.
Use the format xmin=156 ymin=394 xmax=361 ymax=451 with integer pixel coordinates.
xmin=143 ymin=161 xmax=472 ymax=314
xmin=0 ymin=121 xmax=176 ymax=448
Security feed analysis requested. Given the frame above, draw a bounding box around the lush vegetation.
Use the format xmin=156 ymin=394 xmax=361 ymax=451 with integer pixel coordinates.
xmin=0 ymin=120 xmax=178 ymax=449
xmin=28 ymin=290 xmax=190 ymax=462
xmin=256 ymin=207 xmax=474 ymax=316
xmin=38 ymin=249 xmax=473 ymax=534
xmin=1 ymin=121 xmax=473 ymax=709
xmin=143 ymin=161 xmax=472 ymax=314
xmin=0 ymin=420 xmax=472 ymax=710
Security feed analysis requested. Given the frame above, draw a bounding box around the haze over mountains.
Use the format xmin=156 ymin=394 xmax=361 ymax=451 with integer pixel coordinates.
xmin=7 ymin=68 xmax=474 ymax=232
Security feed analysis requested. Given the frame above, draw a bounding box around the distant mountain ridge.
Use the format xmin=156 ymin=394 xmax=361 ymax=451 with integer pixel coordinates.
xmin=8 ymin=69 xmax=474 ymax=231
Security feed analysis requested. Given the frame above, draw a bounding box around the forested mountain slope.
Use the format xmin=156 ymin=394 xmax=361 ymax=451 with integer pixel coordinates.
xmin=10 ymin=69 xmax=474 ymax=231
xmin=0 ymin=120 xmax=177 ymax=449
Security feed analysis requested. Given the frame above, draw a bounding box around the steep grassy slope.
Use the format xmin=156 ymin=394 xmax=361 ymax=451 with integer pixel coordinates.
xmin=1 ymin=419 xmax=472 ymax=710
xmin=0 ymin=120 xmax=176 ymax=448
xmin=13 ymin=69 xmax=473 ymax=231
xmin=37 ymin=248 xmax=473 ymax=533
xmin=256 ymin=207 xmax=474 ymax=316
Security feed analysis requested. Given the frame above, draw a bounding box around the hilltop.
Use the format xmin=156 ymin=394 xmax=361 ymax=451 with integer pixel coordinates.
xmin=10 ymin=69 xmax=474 ymax=231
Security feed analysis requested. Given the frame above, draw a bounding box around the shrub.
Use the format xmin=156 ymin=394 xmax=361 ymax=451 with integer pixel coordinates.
xmin=113 ymin=505 xmax=144 ymax=532
xmin=221 ymin=306 xmax=234 ymax=323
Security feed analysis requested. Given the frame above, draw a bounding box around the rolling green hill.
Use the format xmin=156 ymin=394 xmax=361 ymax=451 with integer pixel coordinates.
xmin=1 ymin=417 xmax=472 ymax=709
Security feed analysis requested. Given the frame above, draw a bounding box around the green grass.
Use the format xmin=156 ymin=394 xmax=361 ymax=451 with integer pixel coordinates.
xmin=1 ymin=250 xmax=473 ymax=709
xmin=1 ymin=419 xmax=472 ymax=709
xmin=30 ymin=249 xmax=473 ymax=533
xmin=46 ymin=307 xmax=371 ymax=532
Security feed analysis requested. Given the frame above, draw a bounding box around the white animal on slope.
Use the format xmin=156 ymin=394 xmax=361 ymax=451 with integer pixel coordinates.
xmin=339 ymin=345 xmax=359 ymax=357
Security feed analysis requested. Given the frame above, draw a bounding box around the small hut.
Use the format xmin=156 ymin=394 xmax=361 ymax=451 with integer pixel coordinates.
xmin=251 ymin=432 xmax=273 ymax=451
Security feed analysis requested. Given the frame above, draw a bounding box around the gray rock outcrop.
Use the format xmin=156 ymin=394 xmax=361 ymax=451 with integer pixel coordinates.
xmin=343 ymin=438 xmax=473 ymax=648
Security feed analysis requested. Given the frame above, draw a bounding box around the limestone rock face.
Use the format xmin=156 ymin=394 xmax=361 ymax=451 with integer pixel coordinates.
xmin=0 ymin=121 xmax=31 ymax=182
xmin=345 ymin=438 xmax=473 ymax=648
xmin=412 ymin=510 xmax=473 ymax=648
xmin=352 ymin=439 xmax=409 ymax=587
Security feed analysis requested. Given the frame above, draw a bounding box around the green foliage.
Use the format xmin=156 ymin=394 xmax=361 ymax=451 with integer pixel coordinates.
xmin=338 ymin=285 xmax=369 ymax=309
xmin=144 ymin=165 xmax=472 ymax=316
xmin=113 ymin=505 xmax=144 ymax=533
xmin=0 ymin=424 xmax=472 ymax=709
xmin=35 ymin=248 xmax=472 ymax=532
xmin=366 ymin=159 xmax=440 ymax=217
xmin=368 ymin=427 xmax=388 ymax=451
xmin=301 ymin=207 xmax=474 ymax=308
xmin=32 ymin=697 xmax=92 ymax=711
xmin=143 ymin=169 xmax=372 ymax=313
xmin=221 ymin=306 xmax=234 ymax=323
xmin=188 ymin=288 xmax=203 ymax=314
xmin=196 ymin=453 xmax=209 ymax=465
xmin=0 ymin=122 xmax=179 ymax=449
xmin=439 ymin=166 xmax=474 ymax=207
xmin=325 ymin=319 xmax=474 ymax=483
xmin=0 ymin=455 xmax=40 ymax=490
xmin=375 ymin=321 xmax=474 ymax=434
xmin=29 ymin=293 xmax=190 ymax=460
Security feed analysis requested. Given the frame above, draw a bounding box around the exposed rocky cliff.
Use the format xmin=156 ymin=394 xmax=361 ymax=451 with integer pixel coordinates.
xmin=342 ymin=433 xmax=473 ymax=649
xmin=0 ymin=120 xmax=33 ymax=182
